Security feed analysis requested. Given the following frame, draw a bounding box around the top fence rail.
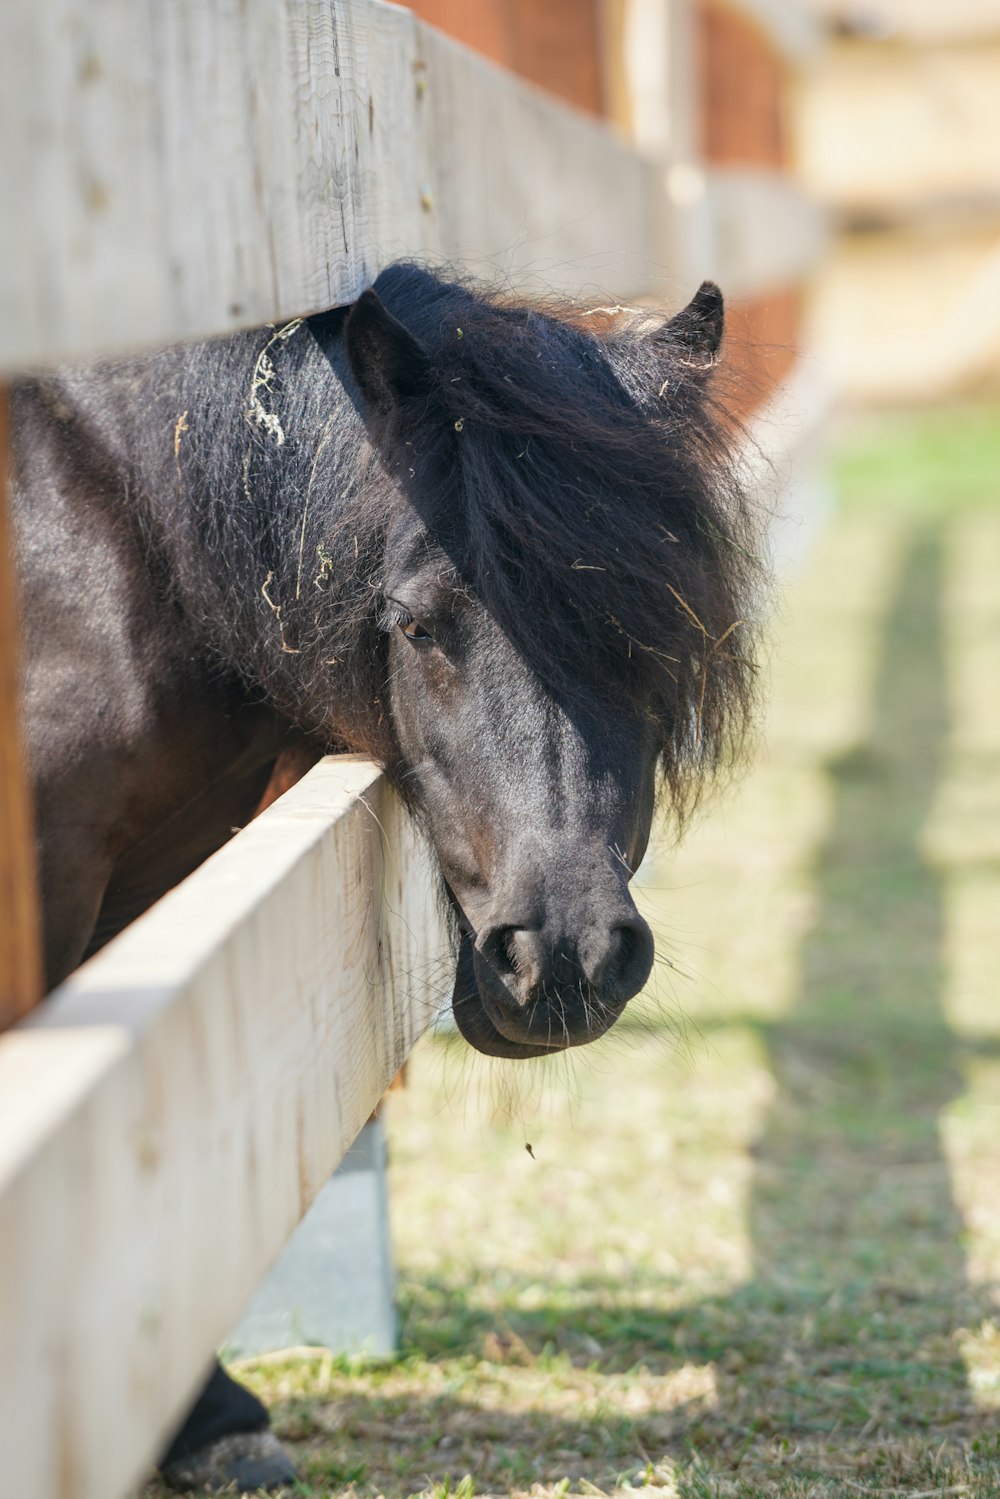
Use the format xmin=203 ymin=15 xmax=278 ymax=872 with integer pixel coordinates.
xmin=0 ymin=0 xmax=663 ymax=373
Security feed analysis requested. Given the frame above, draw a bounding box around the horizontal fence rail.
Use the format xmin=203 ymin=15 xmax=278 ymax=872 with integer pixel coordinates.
xmin=0 ymin=0 xmax=659 ymax=372
xmin=0 ymin=758 xmax=449 ymax=1499
xmin=0 ymin=0 xmax=819 ymax=376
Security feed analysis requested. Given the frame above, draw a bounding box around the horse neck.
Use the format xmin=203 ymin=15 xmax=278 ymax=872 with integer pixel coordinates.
xmin=153 ymin=331 xmax=392 ymax=749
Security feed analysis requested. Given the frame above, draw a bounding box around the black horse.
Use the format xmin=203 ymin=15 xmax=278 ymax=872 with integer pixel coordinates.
xmin=11 ymin=263 xmax=761 ymax=1488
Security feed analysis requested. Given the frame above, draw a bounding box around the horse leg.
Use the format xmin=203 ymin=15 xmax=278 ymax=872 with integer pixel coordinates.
xmin=157 ymin=1360 xmax=296 ymax=1492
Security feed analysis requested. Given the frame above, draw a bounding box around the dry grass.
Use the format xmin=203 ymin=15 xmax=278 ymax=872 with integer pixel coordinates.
xmin=147 ymin=405 xmax=1000 ymax=1497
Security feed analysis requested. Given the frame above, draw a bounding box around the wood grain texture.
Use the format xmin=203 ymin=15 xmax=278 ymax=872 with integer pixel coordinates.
xmin=420 ymin=22 xmax=655 ymax=300
xmin=0 ymin=389 xmax=42 ymax=1029
xmin=0 ymin=0 xmax=658 ymax=373
xmin=0 ymin=756 xmax=450 ymax=1499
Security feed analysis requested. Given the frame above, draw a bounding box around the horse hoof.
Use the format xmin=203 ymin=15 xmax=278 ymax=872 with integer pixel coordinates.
xmin=159 ymin=1430 xmax=298 ymax=1492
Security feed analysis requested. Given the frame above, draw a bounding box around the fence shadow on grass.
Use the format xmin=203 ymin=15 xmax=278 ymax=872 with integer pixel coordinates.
xmin=706 ymin=521 xmax=998 ymax=1461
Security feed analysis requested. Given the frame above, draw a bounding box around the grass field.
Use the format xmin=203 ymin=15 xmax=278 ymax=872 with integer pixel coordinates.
xmin=167 ymin=406 xmax=1000 ymax=1497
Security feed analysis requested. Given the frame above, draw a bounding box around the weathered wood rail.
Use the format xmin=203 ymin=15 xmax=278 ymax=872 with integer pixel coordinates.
xmin=0 ymin=760 xmax=449 ymax=1495
xmin=0 ymin=0 xmax=658 ymax=372
xmin=0 ymin=0 xmax=822 ymax=376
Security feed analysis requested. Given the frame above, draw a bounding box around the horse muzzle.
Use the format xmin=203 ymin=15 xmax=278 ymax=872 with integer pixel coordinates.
xmin=449 ymin=907 xmax=654 ymax=1058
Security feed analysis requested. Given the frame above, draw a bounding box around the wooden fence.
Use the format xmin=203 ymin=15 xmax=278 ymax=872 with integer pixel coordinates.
xmin=0 ymin=761 xmax=446 ymax=1497
xmin=0 ymin=3 xmax=826 ymax=1495
xmin=0 ymin=0 xmax=659 ymax=372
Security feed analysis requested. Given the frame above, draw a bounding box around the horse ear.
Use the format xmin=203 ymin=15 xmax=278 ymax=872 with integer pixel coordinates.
xmin=344 ymin=289 xmax=430 ymax=413
xmin=661 ymin=281 xmax=724 ymax=367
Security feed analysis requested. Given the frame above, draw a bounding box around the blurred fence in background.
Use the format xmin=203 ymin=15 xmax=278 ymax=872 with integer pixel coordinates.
xmin=797 ymin=0 xmax=1000 ymax=402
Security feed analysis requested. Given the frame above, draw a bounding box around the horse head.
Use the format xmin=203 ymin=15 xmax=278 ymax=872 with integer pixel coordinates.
xmin=339 ymin=268 xmax=759 ymax=1058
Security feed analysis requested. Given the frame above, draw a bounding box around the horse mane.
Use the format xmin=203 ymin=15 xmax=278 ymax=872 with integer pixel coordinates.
xmin=149 ymin=262 xmax=764 ymax=824
xmin=362 ymin=263 xmax=765 ymax=821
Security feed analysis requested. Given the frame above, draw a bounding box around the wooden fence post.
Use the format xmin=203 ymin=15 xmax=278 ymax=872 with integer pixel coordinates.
xmin=0 ymin=386 xmax=41 ymax=1028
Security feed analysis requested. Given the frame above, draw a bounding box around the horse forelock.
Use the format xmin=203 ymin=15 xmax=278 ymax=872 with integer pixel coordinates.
xmin=370 ymin=265 xmax=766 ymax=820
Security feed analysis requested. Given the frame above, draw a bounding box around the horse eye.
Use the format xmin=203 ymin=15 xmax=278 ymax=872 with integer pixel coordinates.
xmin=401 ymin=618 xmax=433 ymax=644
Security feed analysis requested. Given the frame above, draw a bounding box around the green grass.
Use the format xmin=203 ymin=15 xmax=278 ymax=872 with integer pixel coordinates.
xmin=148 ymin=405 xmax=1000 ymax=1497
xmin=832 ymin=403 xmax=1000 ymax=518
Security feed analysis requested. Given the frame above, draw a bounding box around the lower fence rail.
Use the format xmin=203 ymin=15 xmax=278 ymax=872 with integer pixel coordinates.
xmin=0 ymin=755 xmax=447 ymax=1499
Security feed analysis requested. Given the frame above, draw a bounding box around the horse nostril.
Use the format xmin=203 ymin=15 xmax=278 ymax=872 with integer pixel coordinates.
xmin=477 ymin=915 xmax=653 ymax=1012
xmin=477 ymin=925 xmax=521 ymax=982
xmin=590 ymin=918 xmax=654 ymax=999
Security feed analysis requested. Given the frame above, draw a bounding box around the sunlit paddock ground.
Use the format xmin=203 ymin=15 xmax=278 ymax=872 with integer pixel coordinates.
xmin=155 ymin=407 xmax=1000 ymax=1497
